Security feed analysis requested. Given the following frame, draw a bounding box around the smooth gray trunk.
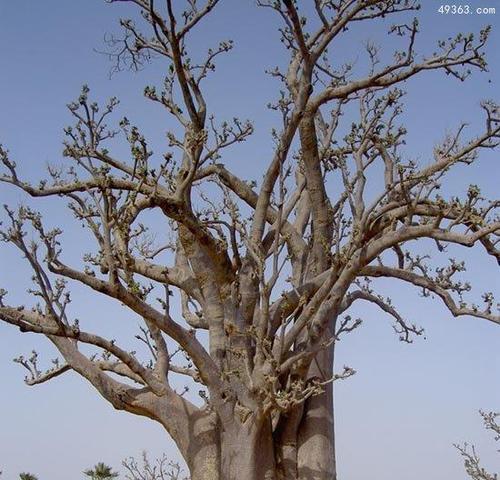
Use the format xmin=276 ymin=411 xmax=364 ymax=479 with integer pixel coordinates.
xmin=185 ymin=345 xmax=336 ymax=480
xmin=297 ymin=343 xmax=336 ymax=480
xmin=186 ymin=375 xmax=336 ymax=480
xmin=221 ymin=417 xmax=277 ymax=480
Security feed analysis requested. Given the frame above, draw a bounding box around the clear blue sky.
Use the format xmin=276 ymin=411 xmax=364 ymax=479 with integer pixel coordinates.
xmin=0 ymin=1 xmax=499 ymax=479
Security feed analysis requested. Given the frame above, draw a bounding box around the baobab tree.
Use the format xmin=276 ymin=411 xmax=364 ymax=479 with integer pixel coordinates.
xmin=0 ymin=1 xmax=499 ymax=479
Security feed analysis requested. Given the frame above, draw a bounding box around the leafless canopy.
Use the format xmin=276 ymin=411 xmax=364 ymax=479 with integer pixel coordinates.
xmin=0 ymin=1 xmax=499 ymax=479
xmin=122 ymin=452 xmax=187 ymax=480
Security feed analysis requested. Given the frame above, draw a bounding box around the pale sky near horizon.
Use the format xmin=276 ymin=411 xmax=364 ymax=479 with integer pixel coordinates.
xmin=0 ymin=1 xmax=499 ymax=479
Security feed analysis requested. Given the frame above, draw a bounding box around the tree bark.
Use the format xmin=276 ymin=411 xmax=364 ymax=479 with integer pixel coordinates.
xmin=220 ymin=417 xmax=277 ymax=480
xmin=181 ymin=358 xmax=337 ymax=480
xmin=184 ymin=398 xmax=336 ymax=480
xmin=186 ymin=415 xmax=278 ymax=480
xmin=297 ymin=343 xmax=336 ymax=480
xmin=185 ymin=413 xmax=221 ymax=480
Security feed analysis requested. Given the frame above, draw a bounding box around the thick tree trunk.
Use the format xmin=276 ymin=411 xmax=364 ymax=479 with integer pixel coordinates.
xmin=187 ymin=431 xmax=220 ymax=480
xmin=186 ymin=402 xmax=336 ymax=480
xmin=184 ymin=376 xmax=336 ymax=480
xmin=187 ymin=416 xmax=277 ymax=480
xmin=297 ymin=384 xmax=336 ymax=480
xmin=183 ymin=344 xmax=337 ymax=480
xmin=190 ymin=455 xmax=220 ymax=480
xmin=297 ymin=342 xmax=336 ymax=480
xmin=178 ymin=411 xmax=221 ymax=480
xmin=221 ymin=417 xmax=277 ymax=480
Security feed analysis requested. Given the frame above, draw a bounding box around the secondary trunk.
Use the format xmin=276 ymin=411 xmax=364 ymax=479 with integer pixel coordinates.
xmin=186 ymin=408 xmax=335 ymax=479
xmin=185 ymin=378 xmax=336 ymax=480
xmin=221 ymin=416 xmax=277 ymax=480
xmin=182 ymin=342 xmax=337 ymax=480
xmin=298 ymin=344 xmax=336 ymax=480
